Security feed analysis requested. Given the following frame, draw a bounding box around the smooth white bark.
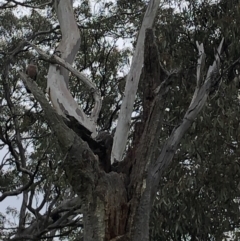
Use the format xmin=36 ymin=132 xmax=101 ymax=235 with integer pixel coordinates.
xmin=47 ymin=0 xmax=99 ymax=137
xmin=27 ymin=42 xmax=101 ymax=131
xmin=111 ymin=0 xmax=161 ymax=163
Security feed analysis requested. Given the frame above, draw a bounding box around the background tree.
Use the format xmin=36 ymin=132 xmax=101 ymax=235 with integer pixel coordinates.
xmin=0 ymin=0 xmax=239 ymax=241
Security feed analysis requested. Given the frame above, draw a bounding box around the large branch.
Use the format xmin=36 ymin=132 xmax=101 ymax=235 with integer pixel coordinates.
xmin=111 ymin=0 xmax=161 ymax=163
xmin=131 ymin=38 xmax=224 ymax=241
xmin=19 ymin=71 xmax=99 ymax=185
xmin=127 ymin=29 xmax=172 ymax=240
xmin=150 ymin=38 xmax=224 ymax=197
xmin=26 ymin=42 xmax=101 ymax=131
xmin=46 ymin=0 xmax=99 ymax=137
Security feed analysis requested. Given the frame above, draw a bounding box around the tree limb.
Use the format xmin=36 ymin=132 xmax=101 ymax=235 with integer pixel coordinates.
xmin=26 ymin=41 xmax=102 ymax=126
xmin=11 ymin=197 xmax=82 ymax=240
xmin=111 ymin=0 xmax=161 ymax=163
xmin=151 ymin=38 xmax=224 ymax=198
xmin=45 ymin=0 xmax=98 ymax=137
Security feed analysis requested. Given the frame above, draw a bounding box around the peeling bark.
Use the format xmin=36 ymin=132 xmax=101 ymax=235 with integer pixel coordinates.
xmin=46 ymin=0 xmax=99 ymax=137
xmin=27 ymin=41 xmax=102 ymax=126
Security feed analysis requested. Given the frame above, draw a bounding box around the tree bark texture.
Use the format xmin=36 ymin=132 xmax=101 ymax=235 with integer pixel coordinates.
xmin=111 ymin=0 xmax=161 ymax=163
xmin=47 ymin=0 xmax=99 ymax=137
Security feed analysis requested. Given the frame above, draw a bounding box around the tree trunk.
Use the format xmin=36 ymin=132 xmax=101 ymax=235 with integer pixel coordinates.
xmin=82 ymin=173 xmax=129 ymax=241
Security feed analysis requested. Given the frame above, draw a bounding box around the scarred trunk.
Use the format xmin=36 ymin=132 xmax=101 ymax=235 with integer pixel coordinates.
xmin=82 ymin=173 xmax=129 ymax=241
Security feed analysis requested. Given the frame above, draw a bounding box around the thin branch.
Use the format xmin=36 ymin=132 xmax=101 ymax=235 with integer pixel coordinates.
xmin=25 ymin=41 xmax=102 ymax=130
xmin=0 ymin=0 xmax=52 ymax=9
xmin=12 ymin=197 xmax=82 ymax=240
xmin=26 ymin=42 xmax=97 ymax=91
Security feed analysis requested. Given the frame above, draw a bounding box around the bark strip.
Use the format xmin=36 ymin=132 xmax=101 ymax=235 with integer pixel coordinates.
xmin=46 ymin=0 xmax=99 ymax=137
xmin=111 ymin=0 xmax=161 ymax=163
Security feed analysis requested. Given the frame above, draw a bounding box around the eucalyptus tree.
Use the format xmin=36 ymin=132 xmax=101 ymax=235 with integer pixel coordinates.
xmin=0 ymin=0 xmax=239 ymax=240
